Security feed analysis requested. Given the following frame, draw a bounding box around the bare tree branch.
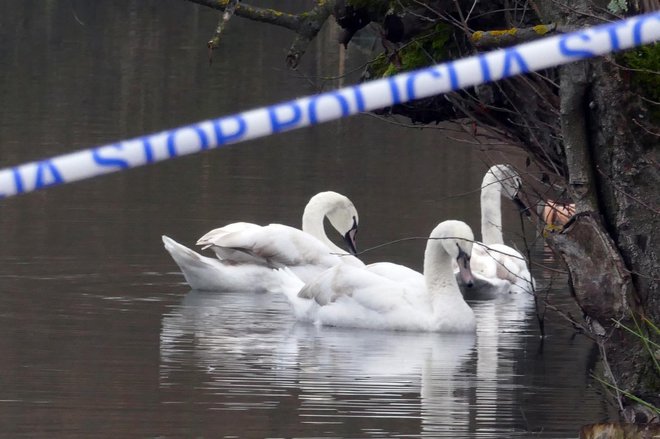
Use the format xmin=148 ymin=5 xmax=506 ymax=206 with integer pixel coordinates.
xmin=186 ymin=0 xmax=334 ymax=67
xmin=470 ymin=23 xmax=560 ymax=48
xmin=207 ymin=0 xmax=240 ymax=63
xmin=186 ymin=0 xmax=301 ymax=29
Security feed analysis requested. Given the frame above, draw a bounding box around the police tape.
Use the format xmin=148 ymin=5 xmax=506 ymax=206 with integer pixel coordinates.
xmin=1 ymin=12 xmax=658 ymax=199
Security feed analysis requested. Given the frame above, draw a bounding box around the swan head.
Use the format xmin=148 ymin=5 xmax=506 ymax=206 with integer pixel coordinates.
xmin=306 ymin=191 xmax=359 ymax=254
xmin=432 ymin=220 xmax=475 ymax=287
xmin=486 ymin=164 xmax=530 ymax=216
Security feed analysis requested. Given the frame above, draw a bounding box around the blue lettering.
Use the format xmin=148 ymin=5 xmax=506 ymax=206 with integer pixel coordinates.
xmin=35 ymin=160 xmax=64 ymax=189
xmin=92 ymin=143 xmax=129 ymax=169
xmin=405 ymin=69 xmax=442 ymax=100
xmin=387 ymin=77 xmax=401 ymax=105
xmin=594 ymin=20 xmax=630 ymax=51
xmin=213 ymin=116 xmax=247 ymax=146
xmin=446 ymin=62 xmax=459 ymax=90
xmin=352 ymin=86 xmax=366 ymax=112
xmin=141 ymin=137 xmax=154 ymax=164
xmin=166 ymin=126 xmax=209 ymax=158
xmin=12 ymin=167 xmax=24 ymax=194
xmin=478 ymin=54 xmax=491 ymax=82
xmin=268 ymin=102 xmax=302 ymax=133
xmin=558 ymin=32 xmax=594 ymax=58
xmin=502 ymin=48 xmax=530 ymax=77
xmin=632 ymin=14 xmax=660 ymax=47
xmin=308 ymin=93 xmax=350 ymax=125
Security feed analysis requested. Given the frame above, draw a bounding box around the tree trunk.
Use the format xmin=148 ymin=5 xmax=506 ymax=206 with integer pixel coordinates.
xmin=546 ymin=3 xmax=659 ymax=420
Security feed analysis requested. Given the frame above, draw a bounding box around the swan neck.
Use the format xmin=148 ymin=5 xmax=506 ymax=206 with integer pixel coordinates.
xmin=302 ymin=204 xmax=345 ymax=254
xmin=481 ymin=174 xmax=504 ymax=245
xmin=423 ymin=242 xmax=461 ymax=297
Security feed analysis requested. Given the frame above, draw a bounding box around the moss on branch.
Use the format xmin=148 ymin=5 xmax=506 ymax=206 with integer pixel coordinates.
xmin=470 ymin=23 xmax=558 ymax=48
xmin=187 ymin=0 xmax=302 ymax=30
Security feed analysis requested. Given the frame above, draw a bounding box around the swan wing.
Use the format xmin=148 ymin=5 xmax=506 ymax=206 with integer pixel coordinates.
xmin=198 ymin=223 xmax=342 ymax=270
xmin=196 ymin=222 xmax=266 ymax=264
xmin=468 ymin=244 xmax=500 ymax=279
xmin=488 ymin=244 xmax=529 ymax=281
xmin=297 ymin=265 xmax=431 ymax=330
xmin=197 ymin=222 xmax=261 ymax=248
xmin=299 ymin=265 xmax=414 ymax=311
xmin=476 ymin=243 xmax=534 ymax=294
xmin=366 ymin=262 xmax=425 ymax=290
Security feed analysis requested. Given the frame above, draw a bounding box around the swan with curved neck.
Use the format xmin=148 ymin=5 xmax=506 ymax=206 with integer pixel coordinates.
xmin=194 ymin=191 xmax=360 ymax=263
xmin=162 ymin=191 xmax=363 ymax=291
xmin=277 ymin=220 xmax=477 ymax=332
xmin=301 ymin=191 xmax=359 ymax=256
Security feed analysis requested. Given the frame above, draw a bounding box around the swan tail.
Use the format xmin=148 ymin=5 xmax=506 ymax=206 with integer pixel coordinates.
xmin=162 ymin=235 xmax=228 ymax=291
xmin=163 ymin=235 xmax=208 ymax=267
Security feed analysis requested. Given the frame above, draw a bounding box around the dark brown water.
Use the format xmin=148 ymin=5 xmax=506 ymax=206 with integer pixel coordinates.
xmin=0 ymin=1 xmax=612 ymax=437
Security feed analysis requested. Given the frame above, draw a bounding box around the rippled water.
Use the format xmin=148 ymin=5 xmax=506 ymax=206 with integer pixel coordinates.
xmin=155 ymin=277 xmax=605 ymax=438
xmin=0 ymin=1 xmax=611 ymax=437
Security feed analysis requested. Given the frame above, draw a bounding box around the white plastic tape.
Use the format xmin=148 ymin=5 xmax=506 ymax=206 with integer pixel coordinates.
xmin=1 ymin=12 xmax=658 ymax=198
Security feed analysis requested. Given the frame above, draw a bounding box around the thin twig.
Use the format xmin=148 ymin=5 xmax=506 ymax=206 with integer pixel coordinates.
xmin=207 ymin=0 xmax=240 ymax=63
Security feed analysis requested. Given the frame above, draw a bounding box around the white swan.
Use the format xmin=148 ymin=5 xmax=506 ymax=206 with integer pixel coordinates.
xmin=365 ymin=165 xmax=532 ymax=298
xmin=469 ymin=164 xmax=534 ymax=295
xmin=364 ymin=261 xmax=427 ymax=290
xmin=276 ymin=220 xmax=477 ymax=332
xmin=163 ymin=191 xmax=364 ymax=292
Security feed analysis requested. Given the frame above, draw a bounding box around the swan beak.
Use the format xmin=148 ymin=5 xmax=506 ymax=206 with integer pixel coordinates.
xmin=456 ymin=249 xmax=474 ymax=287
xmin=344 ymin=226 xmax=358 ymax=255
xmin=513 ymin=195 xmax=531 ymax=217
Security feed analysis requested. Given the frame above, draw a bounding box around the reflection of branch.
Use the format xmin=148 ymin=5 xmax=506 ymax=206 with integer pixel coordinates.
xmin=185 ymin=0 xmax=333 ymax=68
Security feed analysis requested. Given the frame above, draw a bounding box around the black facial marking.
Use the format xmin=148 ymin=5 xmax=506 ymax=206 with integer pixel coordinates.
xmin=344 ymin=216 xmax=359 ymax=255
xmin=513 ymin=195 xmax=531 ymax=217
xmin=456 ymin=244 xmax=470 ymax=268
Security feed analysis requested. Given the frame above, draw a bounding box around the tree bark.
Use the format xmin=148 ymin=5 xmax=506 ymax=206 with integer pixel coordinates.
xmin=546 ymin=4 xmax=659 ymax=419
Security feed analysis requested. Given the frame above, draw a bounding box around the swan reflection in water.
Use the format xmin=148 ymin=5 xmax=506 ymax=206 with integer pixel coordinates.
xmin=159 ymin=287 xmax=535 ymax=436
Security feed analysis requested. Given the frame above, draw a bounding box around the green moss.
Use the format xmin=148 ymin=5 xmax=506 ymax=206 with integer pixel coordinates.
xmin=532 ymin=24 xmax=552 ymax=35
xmin=485 ymin=28 xmax=518 ymax=37
xmin=619 ymin=43 xmax=660 ymax=120
xmin=369 ymin=23 xmax=453 ymax=77
xmin=368 ymin=53 xmax=391 ymax=77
